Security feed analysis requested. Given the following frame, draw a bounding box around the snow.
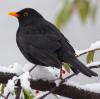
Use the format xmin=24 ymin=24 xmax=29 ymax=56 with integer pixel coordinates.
xmin=20 ymin=63 xmax=57 ymax=81
xmin=75 ymin=49 xmax=89 ymax=55
xmin=3 ymin=72 xmax=32 ymax=98
xmin=19 ymin=72 xmax=31 ymax=90
xmin=64 ymin=80 xmax=100 ymax=93
xmin=0 ymin=63 xmax=23 ymax=75
xmin=90 ymin=41 xmax=100 ymax=49
xmin=6 ymin=77 xmax=18 ymax=92
xmin=0 ymin=62 xmax=57 ymax=81
xmin=9 ymin=63 xmax=23 ymax=75
xmin=0 ymin=59 xmax=100 ymax=98
xmin=0 ymin=66 xmax=15 ymax=73
xmin=84 ymin=83 xmax=100 ymax=93
xmin=55 ymin=79 xmax=62 ymax=87
xmin=75 ymin=40 xmax=100 ymax=56
xmin=87 ymin=61 xmax=100 ymax=67
xmin=23 ymin=62 xmax=34 ymax=72
xmin=3 ymin=76 xmax=18 ymax=96
xmin=46 ymin=67 xmax=60 ymax=77
xmin=64 ymin=80 xmax=82 ymax=88
xmin=30 ymin=65 xmax=57 ymax=81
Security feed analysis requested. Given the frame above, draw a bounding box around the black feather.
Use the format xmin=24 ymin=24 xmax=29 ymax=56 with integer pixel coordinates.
xmin=13 ymin=8 xmax=98 ymax=77
xmin=68 ymin=58 xmax=98 ymax=77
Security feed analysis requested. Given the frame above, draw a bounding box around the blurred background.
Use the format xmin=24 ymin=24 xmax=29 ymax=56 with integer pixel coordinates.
xmin=0 ymin=0 xmax=100 ymax=98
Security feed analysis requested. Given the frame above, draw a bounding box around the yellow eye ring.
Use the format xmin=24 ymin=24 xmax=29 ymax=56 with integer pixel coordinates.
xmin=23 ymin=12 xmax=29 ymax=16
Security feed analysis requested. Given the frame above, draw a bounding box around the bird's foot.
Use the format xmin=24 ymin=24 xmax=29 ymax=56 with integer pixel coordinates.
xmin=59 ymin=68 xmax=63 ymax=80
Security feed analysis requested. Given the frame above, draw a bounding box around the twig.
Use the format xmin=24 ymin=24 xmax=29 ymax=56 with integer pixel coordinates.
xmin=76 ymin=48 xmax=100 ymax=57
xmin=15 ymin=87 xmax=22 ymax=99
xmin=0 ymin=94 xmax=6 ymax=99
xmin=60 ymin=64 xmax=100 ymax=85
xmin=38 ymin=87 xmax=56 ymax=99
xmin=52 ymin=94 xmax=59 ymax=99
xmin=89 ymin=65 xmax=100 ymax=69
xmin=29 ymin=64 xmax=37 ymax=72
xmin=5 ymin=92 xmax=10 ymax=99
xmin=38 ymin=74 xmax=76 ymax=99
xmin=38 ymin=64 xmax=100 ymax=99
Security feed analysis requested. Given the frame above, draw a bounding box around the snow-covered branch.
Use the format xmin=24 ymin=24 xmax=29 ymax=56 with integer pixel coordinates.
xmin=30 ymin=80 xmax=100 ymax=99
xmin=0 ymin=62 xmax=99 ymax=99
xmin=76 ymin=41 xmax=100 ymax=57
xmin=0 ymin=72 xmax=100 ymax=99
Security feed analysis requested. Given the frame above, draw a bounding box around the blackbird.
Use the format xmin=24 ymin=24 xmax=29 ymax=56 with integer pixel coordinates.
xmin=8 ymin=8 xmax=98 ymax=77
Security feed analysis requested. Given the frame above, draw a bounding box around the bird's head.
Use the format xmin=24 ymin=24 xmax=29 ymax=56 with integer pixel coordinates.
xmin=8 ymin=8 xmax=43 ymax=25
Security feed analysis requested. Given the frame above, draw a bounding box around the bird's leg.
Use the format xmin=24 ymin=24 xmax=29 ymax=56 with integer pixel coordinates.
xmin=29 ymin=64 xmax=37 ymax=72
xmin=60 ymin=67 xmax=63 ymax=79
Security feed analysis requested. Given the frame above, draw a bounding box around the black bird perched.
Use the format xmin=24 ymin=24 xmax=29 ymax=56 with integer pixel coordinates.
xmin=8 ymin=8 xmax=98 ymax=77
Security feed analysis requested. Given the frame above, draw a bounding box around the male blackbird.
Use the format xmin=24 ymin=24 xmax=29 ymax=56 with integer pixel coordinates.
xmin=8 ymin=8 xmax=98 ymax=77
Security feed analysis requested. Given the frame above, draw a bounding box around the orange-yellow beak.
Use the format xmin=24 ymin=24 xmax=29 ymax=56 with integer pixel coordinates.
xmin=8 ymin=12 xmax=19 ymax=17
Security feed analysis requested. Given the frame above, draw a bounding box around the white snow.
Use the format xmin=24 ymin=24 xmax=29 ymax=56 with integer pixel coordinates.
xmin=0 ymin=66 xmax=15 ymax=73
xmin=46 ymin=67 xmax=60 ymax=77
xmin=64 ymin=80 xmax=100 ymax=93
xmin=3 ymin=72 xmax=32 ymax=98
xmin=6 ymin=77 xmax=18 ymax=92
xmin=87 ymin=61 xmax=100 ymax=67
xmin=90 ymin=41 xmax=100 ymax=49
xmin=30 ymin=65 xmax=57 ymax=81
xmin=3 ymin=76 xmax=18 ymax=96
xmin=23 ymin=62 xmax=34 ymax=72
xmin=75 ymin=40 xmax=100 ymax=56
xmin=75 ymin=49 xmax=89 ymax=55
xmin=64 ymin=80 xmax=82 ymax=88
xmin=55 ymin=79 xmax=62 ymax=87
xmin=19 ymin=72 xmax=31 ymax=90
xmin=9 ymin=63 xmax=23 ymax=75
xmin=0 ymin=63 xmax=23 ymax=75
xmin=0 ymin=62 xmax=58 ymax=82
xmin=46 ymin=66 xmax=67 ymax=78
xmin=0 ymin=59 xmax=100 ymax=97
xmin=84 ymin=83 xmax=100 ymax=93
xmin=22 ymin=63 xmax=58 ymax=81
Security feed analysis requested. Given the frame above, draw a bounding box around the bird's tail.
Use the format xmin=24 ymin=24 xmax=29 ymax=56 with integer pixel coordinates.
xmin=69 ymin=58 xmax=98 ymax=77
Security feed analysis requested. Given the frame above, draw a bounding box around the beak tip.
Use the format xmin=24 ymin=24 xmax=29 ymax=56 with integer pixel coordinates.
xmin=8 ymin=12 xmax=19 ymax=17
xmin=8 ymin=12 xmax=12 ymax=15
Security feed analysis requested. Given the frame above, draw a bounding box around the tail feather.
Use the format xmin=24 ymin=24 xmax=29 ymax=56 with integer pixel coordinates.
xmin=69 ymin=58 xmax=98 ymax=77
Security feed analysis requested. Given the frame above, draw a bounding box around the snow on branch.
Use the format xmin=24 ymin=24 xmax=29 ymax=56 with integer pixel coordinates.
xmin=30 ymin=80 xmax=100 ymax=99
xmin=75 ymin=40 xmax=100 ymax=57
xmin=0 ymin=62 xmax=99 ymax=99
xmin=0 ymin=72 xmax=100 ymax=99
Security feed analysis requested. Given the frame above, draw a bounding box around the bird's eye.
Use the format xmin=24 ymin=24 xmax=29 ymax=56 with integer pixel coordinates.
xmin=23 ymin=12 xmax=29 ymax=16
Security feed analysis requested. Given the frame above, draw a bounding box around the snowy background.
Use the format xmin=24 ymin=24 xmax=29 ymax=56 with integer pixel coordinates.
xmin=0 ymin=0 xmax=100 ymax=99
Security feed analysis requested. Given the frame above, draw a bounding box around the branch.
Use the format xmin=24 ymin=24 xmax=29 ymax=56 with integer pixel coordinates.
xmin=0 ymin=64 xmax=99 ymax=99
xmin=38 ymin=64 xmax=100 ymax=99
xmin=61 ymin=64 xmax=100 ymax=83
xmin=76 ymin=48 xmax=100 ymax=57
xmin=29 ymin=80 xmax=100 ymax=99
xmin=1 ymin=75 xmax=99 ymax=99
xmin=15 ymin=87 xmax=22 ymax=99
xmin=0 ymin=94 xmax=6 ymax=99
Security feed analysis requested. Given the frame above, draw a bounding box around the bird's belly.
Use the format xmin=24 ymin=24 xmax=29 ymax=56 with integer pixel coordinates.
xmin=17 ymin=42 xmax=47 ymax=66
